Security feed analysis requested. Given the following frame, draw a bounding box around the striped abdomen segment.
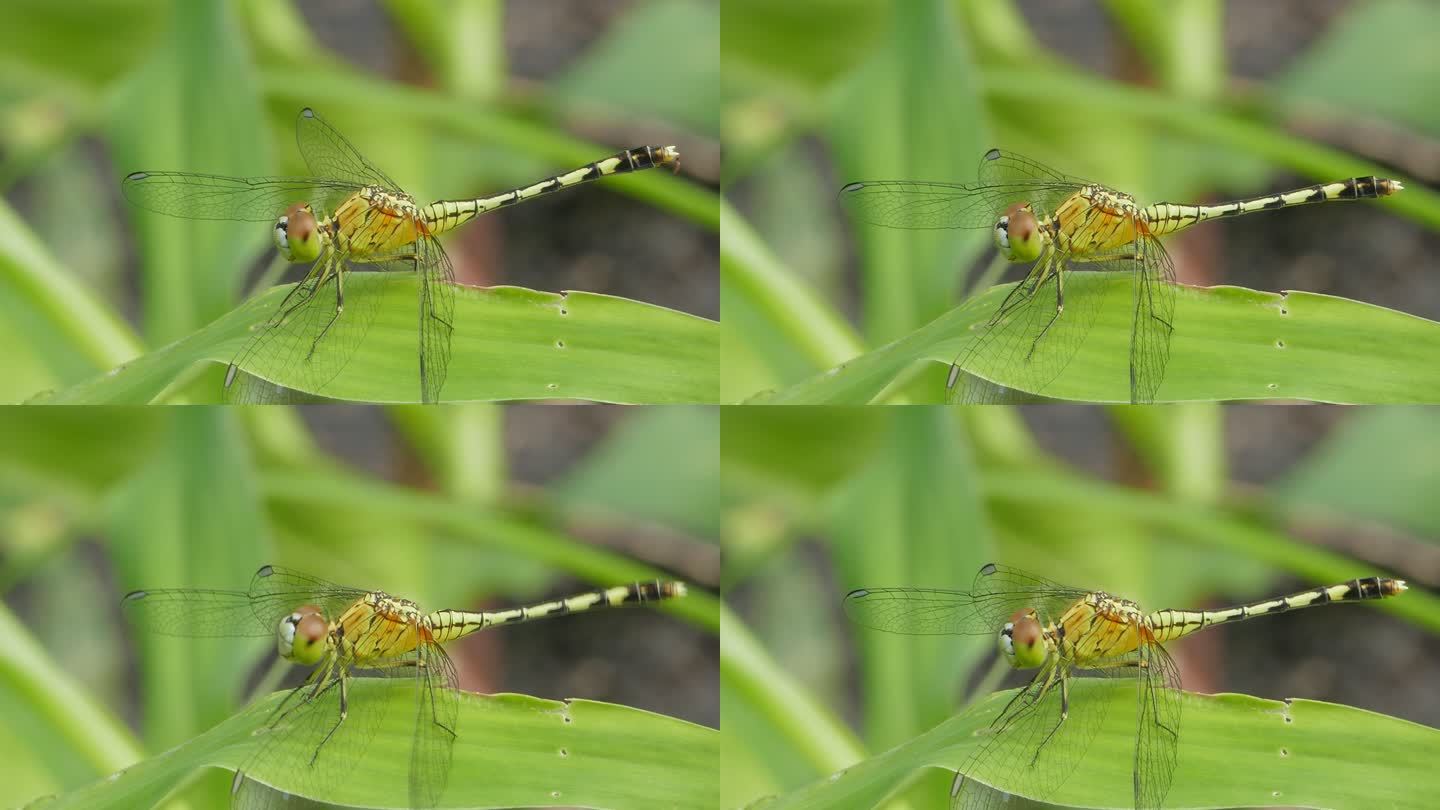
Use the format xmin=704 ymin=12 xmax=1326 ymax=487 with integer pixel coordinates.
xmin=426 ymin=580 xmax=687 ymax=643
xmin=1146 ymin=576 xmax=1406 ymax=643
xmin=1142 ymin=175 xmax=1403 ymax=237
xmin=420 ymin=145 xmax=681 ymax=236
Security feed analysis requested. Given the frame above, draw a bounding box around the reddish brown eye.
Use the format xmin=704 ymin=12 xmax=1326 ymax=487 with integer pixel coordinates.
xmin=1009 ymin=609 xmax=1041 ymax=645
xmin=295 ymin=605 xmax=326 ymax=642
xmin=285 ymin=203 xmax=316 ymax=241
xmin=1007 ymin=208 xmax=1037 ymax=242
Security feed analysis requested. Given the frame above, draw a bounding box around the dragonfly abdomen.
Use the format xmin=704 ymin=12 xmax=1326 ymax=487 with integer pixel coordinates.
xmin=426 ymin=580 xmax=687 ymax=643
xmin=420 ymin=145 xmax=680 ymax=237
xmin=1146 ymin=576 xmax=1406 ymax=642
xmin=1143 ymin=175 xmax=1403 ymax=236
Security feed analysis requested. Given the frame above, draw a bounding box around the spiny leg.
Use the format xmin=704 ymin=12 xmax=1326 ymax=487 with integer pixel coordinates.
xmin=1140 ymin=654 xmax=1180 ymax=741
xmin=1030 ymin=669 xmax=1071 ymax=765
xmin=310 ymin=669 xmax=350 ymax=766
xmin=367 ymin=653 xmax=459 ymax=737
xmin=423 ymin=654 xmax=458 ymax=738
xmin=307 ymin=255 xmax=345 ymax=361
xmin=1025 ymin=258 xmax=1066 ymax=361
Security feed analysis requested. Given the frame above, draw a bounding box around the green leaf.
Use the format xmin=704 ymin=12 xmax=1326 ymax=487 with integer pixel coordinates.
xmin=757 ymin=682 xmax=1440 ymax=810
xmin=755 ymin=273 xmax=1440 ymax=404
xmin=41 ymin=685 xmax=717 ymax=810
xmin=107 ymin=411 xmax=270 ymax=750
xmin=46 ymin=274 xmax=718 ymax=404
xmin=551 ymin=0 xmax=720 ymax=136
xmin=1273 ymin=0 xmax=1440 ymax=137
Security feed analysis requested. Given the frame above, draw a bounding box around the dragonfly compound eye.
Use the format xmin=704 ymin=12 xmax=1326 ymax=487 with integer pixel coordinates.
xmin=276 ymin=203 xmax=321 ymax=263
xmin=272 ymin=216 xmax=289 ymax=253
xmin=277 ymin=604 xmax=328 ymax=665
xmin=999 ymin=609 xmax=1047 ymax=669
xmin=996 ymin=203 xmax=1042 ymax=263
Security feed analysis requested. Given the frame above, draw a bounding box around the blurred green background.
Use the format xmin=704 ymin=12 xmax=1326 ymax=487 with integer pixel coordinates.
xmin=721 ymin=0 xmax=1440 ymax=403
xmin=721 ymin=405 xmax=1440 ymax=808
xmin=0 ymin=404 xmax=719 ymax=808
xmin=0 ymin=0 xmax=719 ymax=404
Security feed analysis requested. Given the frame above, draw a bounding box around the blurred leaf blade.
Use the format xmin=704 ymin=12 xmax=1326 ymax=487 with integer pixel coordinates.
xmin=757 ymin=274 xmax=1440 ymax=404
xmin=107 ymin=0 xmax=271 ymax=343
xmin=47 ymin=276 xmax=719 ymax=405
xmin=760 ymin=684 xmax=1440 ymax=810
xmin=41 ymin=687 xmax=717 ymax=810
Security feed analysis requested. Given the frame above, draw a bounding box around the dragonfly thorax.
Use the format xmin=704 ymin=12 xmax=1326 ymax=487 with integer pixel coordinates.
xmin=273 ymin=202 xmax=323 ymax=263
xmin=994 ymin=202 xmax=1045 ymax=263
xmin=277 ymin=603 xmax=329 ymax=665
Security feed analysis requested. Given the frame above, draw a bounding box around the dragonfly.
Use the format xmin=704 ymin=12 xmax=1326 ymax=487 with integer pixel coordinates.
xmin=843 ymin=562 xmax=1407 ymax=810
xmin=123 ymin=108 xmax=680 ymax=404
xmin=839 ymin=149 xmax=1403 ymax=403
xmin=122 ymin=565 xmax=688 ymax=808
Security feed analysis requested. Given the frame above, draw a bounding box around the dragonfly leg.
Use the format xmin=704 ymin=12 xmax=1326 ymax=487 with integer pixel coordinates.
xmin=416 ymin=652 xmax=458 ymax=737
xmin=1029 ymin=670 xmax=1070 ymax=765
xmin=310 ymin=669 xmax=350 ymax=766
xmin=306 ymin=256 xmax=345 ymax=361
xmin=1139 ymin=653 xmax=1181 ymax=740
xmin=1025 ymin=263 xmax=1065 ymax=361
xmin=268 ymin=651 xmax=336 ymax=725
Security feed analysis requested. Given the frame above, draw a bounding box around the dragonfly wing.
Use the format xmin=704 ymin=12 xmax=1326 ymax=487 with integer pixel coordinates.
xmin=843 ymin=587 xmax=989 ymax=636
xmin=223 ymin=248 xmax=396 ymax=404
xmin=122 ymin=172 xmax=362 ymax=222
xmin=232 ymin=662 xmax=396 ymax=809
xmin=362 ymin=236 xmax=456 ymax=404
xmin=244 ymin=565 xmax=371 ymax=631
xmin=838 ymin=179 xmax=1087 ymax=231
xmin=975 ymin=149 xmax=1092 ymax=187
xmin=410 ymin=641 xmax=460 ymax=809
xmin=1134 ymin=642 xmax=1182 ymax=810
xmin=845 ymin=564 xmax=1092 ymax=637
xmin=120 ymin=586 xmax=272 ymax=637
xmin=951 ymin=668 xmax=1118 ymax=810
xmin=946 ymin=248 xmax=1113 ymax=404
xmin=295 ymin=108 xmax=403 ymax=192
xmin=965 ymin=563 xmax=1093 ymax=631
xmin=120 ymin=566 xmax=368 ymax=638
xmin=1105 ymin=233 xmax=1176 ymax=404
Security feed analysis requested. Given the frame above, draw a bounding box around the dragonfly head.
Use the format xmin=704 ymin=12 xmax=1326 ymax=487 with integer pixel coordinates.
xmin=998 ymin=608 xmax=1047 ymax=669
xmin=994 ymin=203 xmax=1044 ymax=263
xmin=274 ymin=203 xmax=322 ymax=263
xmin=277 ymin=604 xmax=329 ymax=666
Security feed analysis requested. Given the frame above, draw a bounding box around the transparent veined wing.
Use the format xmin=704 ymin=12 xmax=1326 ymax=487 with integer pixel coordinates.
xmin=843 ymin=564 xmax=1092 ymax=636
xmin=360 ymin=234 xmax=456 ymax=406
xmin=974 ymin=148 xmax=1091 ymax=188
xmin=121 ymin=171 xmax=363 ymax=222
xmin=295 ymin=107 xmax=403 ymax=192
xmin=950 ymin=668 xmax=1128 ymax=810
xmin=838 ymin=149 xmax=1090 ymax=231
xmin=1119 ymin=233 xmax=1177 ymax=405
xmin=120 ymin=565 xmax=369 ymax=638
xmin=222 ymin=248 xmax=400 ymax=404
xmin=409 ymin=641 xmax=461 ymax=808
xmin=230 ymin=666 xmax=402 ymax=810
xmin=1133 ymin=641 xmax=1182 ymax=810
